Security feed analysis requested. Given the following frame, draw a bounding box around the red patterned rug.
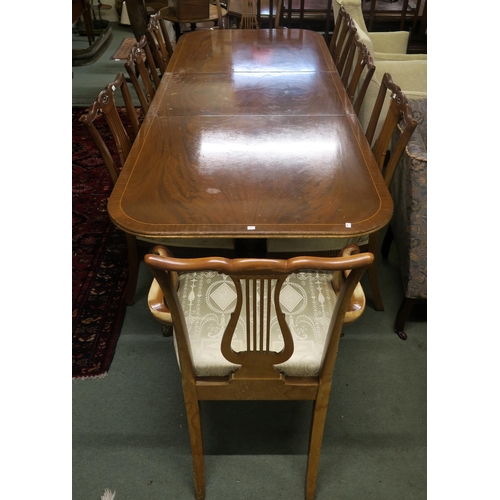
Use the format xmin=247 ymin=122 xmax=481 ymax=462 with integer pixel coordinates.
xmin=72 ymin=106 xmax=139 ymax=379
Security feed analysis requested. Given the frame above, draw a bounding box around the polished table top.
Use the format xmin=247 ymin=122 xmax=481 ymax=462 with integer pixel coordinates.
xmin=108 ymin=29 xmax=393 ymax=241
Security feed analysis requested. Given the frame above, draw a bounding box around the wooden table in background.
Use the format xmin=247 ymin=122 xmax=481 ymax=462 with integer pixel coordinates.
xmin=108 ymin=29 xmax=393 ymax=251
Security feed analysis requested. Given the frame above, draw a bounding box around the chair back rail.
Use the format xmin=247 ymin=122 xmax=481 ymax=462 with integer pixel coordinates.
xmin=144 ymin=244 xmax=373 ymax=499
xmin=145 ymin=245 xmax=373 ymax=384
xmin=146 ymin=11 xmax=173 ymax=75
xmin=79 ymin=73 xmax=142 ymax=304
xmin=345 ymin=39 xmax=375 ymax=115
xmin=79 ymin=72 xmax=138 ymax=183
xmin=124 ymin=35 xmax=159 ymax=114
xmin=367 ymin=72 xmax=418 ymax=187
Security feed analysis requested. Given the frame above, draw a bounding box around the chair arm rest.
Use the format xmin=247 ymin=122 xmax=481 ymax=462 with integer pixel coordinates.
xmin=369 ymin=31 xmax=409 ymax=54
xmin=374 ymin=52 xmax=427 ymax=62
xmin=148 ymin=278 xmax=173 ymax=325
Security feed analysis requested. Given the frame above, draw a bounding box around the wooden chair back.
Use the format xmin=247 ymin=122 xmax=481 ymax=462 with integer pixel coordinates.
xmin=240 ymin=0 xmax=259 ymax=28
xmin=146 ymin=11 xmax=173 ymax=75
xmin=124 ymin=35 xmax=160 ymax=114
xmin=78 ymin=72 xmax=139 ymax=184
xmin=79 ymin=73 xmax=141 ymax=305
xmin=366 ymin=72 xmax=418 ymax=188
xmin=343 ymin=38 xmax=376 ymax=115
xmin=360 ymin=73 xmax=417 ymax=312
xmin=335 ymin=17 xmax=357 ymax=77
xmin=144 ymin=244 xmax=373 ymax=500
xmin=329 ymin=5 xmax=349 ymax=65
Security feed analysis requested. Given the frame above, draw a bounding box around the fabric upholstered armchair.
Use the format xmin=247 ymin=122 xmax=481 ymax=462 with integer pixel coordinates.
xmin=333 ymin=0 xmax=427 ymax=62
xmin=382 ymin=98 xmax=427 ymax=340
xmin=333 ymin=0 xmax=427 ymax=139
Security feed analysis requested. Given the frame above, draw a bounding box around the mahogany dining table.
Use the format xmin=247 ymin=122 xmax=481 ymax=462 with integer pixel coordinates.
xmin=108 ymin=29 xmax=393 ymax=255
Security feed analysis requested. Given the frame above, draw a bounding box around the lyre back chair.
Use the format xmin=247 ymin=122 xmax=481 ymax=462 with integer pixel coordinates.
xmin=124 ymin=35 xmax=160 ymax=114
xmin=145 ymin=244 xmax=373 ymax=500
xmin=342 ymin=38 xmax=376 ymax=116
xmin=79 ymin=73 xmax=142 ymax=305
xmin=146 ymin=11 xmax=173 ymax=76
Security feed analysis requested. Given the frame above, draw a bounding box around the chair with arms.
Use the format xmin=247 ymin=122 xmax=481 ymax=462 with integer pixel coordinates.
xmin=80 ymin=74 xmax=236 ymax=305
xmin=144 ymin=243 xmax=373 ymax=500
xmin=124 ymin=35 xmax=160 ymax=114
xmin=146 ymin=11 xmax=174 ymax=76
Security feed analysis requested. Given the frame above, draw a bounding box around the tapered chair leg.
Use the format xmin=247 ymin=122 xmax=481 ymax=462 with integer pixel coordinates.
xmin=125 ymin=233 xmax=139 ymax=305
xmin=184 ymin=395 xmax=206 ymax=500
xmin=368 ymin=231 xmax=384 ymax=311
xmin=305 ymin=384 xmax=331 ymax=500
xmin=381 ymin=225 xmax=393 ymax=259
xmin=395 ymin=296 xmax=418 ymax=340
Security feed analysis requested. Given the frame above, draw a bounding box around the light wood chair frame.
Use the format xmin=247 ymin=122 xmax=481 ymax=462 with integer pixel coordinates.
xmin=79 ymin=73 xmax=141 ymax=305
xmin=240 ymin=0 xmax=259 ymax=28
xmin=124 ymin=35 xmax=160 ymax=114
xmin=145 ymin=244 xmax=374 ymax=500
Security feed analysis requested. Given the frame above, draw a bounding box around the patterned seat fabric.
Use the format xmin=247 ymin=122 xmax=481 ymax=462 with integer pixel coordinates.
xmin=174 ymin=270 xmax=339 ymax=377
xmin=390 ymin=97 xmax=427 ymax=300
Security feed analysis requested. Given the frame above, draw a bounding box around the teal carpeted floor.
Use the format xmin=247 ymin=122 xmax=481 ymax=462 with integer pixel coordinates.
xmin=72 ymin=23 xmax=426 ymax=500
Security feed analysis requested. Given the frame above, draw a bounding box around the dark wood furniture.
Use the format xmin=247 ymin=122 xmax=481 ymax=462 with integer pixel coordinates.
xmin=342 ymin=38 xmax=375 ymax=115
xmin=363 ymin=72 xmax=417 ymax=311
xmin=144 ymin=244 xmax=374 ymax=500
xmin=79 ymin=73 xmax=142 ymax=305
xmin=72 ymin=0 xmax=94 ymax=45
xmin=108 ymin=29 xmax=393 ymax=256
xmin=124 ymin=35 xmax=160 ymax=114
xmin=159 ymin=3 xmax=227 ymax=40
xmin=146 ymin=11 xmax=174 ymax=76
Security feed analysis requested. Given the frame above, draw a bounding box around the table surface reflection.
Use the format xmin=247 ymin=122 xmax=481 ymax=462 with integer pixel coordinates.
xmin=108 ymin=29 xmax=393 ymax=241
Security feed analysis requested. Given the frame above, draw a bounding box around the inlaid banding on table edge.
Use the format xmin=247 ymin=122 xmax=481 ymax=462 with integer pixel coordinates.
xmin=108 ymin=30 xmax=393 ymax=243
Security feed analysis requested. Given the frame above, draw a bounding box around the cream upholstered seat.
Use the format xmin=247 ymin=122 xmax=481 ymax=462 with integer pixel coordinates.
xmin=145 ymin=243 xmax=373 ymax=500
xmin=171 ymin=266 xmax=347 ymax=377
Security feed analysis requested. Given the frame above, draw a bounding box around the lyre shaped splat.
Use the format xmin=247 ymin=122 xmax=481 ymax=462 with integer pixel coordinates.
xmin=221 ymin=275 xmax=294 ymax=379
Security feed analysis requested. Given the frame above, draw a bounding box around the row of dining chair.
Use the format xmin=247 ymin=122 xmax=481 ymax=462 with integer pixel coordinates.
xmin=331 ymin=5 xmax=418 ymax=311
xmin=267 ymin=5 xmax=418 ymax=313
xmin=79 ymin=10 xmax=237 ymax=305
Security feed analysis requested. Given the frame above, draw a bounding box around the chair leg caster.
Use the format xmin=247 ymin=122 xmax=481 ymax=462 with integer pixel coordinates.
xmin=395 ymin=329 xmax=407 ymax=340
